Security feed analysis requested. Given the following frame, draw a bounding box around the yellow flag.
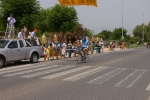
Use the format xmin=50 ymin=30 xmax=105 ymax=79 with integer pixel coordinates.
xmin=58 ymin=0 xmax=97 ymax=7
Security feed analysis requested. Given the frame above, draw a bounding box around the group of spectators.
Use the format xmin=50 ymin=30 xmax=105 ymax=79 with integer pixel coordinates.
xmin=41 ymin=39 xmax=118 ymax=62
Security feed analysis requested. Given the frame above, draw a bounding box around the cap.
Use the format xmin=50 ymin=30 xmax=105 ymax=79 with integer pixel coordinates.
xmin=34 ymin=29 xmax=37 ymax=32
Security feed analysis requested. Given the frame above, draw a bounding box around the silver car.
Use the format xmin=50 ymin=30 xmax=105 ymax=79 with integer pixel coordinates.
xmin=0 ymin=39 xmax=43 ymax=68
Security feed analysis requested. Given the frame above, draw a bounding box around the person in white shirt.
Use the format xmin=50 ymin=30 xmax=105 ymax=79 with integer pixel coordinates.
xmin=30 ymin=29 xmax=38 ymax=45
xmin=30 ymin=29 xmax=37 ymax=39
xmin=61 ymin=42 xmax=67 ymax=59
xmin=18 ymin=28 xmax=25 ymax=39
xmin=99 ymin=41 xmax=104 ymax=53
xmin=7 ymin=14 xmax=16 ymax=38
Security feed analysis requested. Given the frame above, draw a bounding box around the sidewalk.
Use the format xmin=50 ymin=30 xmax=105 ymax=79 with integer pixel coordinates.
xmin=38 ymin=48 xmax=122 ymax=62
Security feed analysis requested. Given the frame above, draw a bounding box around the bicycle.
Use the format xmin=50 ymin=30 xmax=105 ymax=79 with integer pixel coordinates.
xmin=76 ymin=47 xmax=89 ymax=64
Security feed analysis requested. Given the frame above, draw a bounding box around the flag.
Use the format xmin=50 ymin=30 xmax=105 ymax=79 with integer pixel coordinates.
xmin=58 ymin=0 xmax=97 ymax=7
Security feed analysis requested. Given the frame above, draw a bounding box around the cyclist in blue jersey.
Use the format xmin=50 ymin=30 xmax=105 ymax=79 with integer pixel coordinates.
xmin=82 ymin=36 xmax=89 ymax=56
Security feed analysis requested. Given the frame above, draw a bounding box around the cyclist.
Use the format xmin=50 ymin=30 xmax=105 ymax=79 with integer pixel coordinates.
xmin=81 ymin=36 xmax=89 ymax=58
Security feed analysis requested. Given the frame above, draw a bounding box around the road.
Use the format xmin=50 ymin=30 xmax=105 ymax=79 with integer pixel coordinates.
xmin=0 ymin=47 xmax=150 ymax=100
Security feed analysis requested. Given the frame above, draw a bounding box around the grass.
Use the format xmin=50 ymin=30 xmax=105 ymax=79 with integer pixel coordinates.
xmin=129 ymin=43 xmax=145 ymax=48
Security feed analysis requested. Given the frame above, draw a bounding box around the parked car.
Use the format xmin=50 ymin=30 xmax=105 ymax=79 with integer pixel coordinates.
xmin=0 ymin=38 xmax=43 ymax=68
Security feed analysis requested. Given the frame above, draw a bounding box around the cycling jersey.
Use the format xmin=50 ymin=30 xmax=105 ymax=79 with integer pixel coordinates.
xmin=82 ymin=40 xmax=89 ymax=48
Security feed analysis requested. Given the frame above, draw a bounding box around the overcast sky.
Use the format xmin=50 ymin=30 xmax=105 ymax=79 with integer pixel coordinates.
xmin=39 ymin=0 xmax=150 ymax=34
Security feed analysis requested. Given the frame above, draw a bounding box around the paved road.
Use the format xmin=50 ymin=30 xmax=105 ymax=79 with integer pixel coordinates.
xmin=0 ymin=47 xmax=150 ymax=100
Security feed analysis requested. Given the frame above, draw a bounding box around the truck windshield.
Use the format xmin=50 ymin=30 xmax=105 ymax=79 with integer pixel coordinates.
xmin=0 ymin=40 xmax=9 ymax=48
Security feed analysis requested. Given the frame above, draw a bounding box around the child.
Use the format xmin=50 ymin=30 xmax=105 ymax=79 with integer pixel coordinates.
xmin=43 ymin=44 xmax=47 ymax=62
xmin=47 ymin=44 xmax=50 ymax=60
xmin=50 ymin=42 xmax=55 ymax=60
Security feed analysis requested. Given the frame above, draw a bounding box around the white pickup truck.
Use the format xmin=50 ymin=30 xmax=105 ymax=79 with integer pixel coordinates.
xmin=0 ymin=39 xmax=43 ymax=68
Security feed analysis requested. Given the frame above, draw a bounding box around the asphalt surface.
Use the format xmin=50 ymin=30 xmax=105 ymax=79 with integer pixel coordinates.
xmin=0 ymin=47 xmax=150 ymax=100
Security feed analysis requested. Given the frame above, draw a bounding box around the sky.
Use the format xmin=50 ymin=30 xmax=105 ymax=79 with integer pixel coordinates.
xmin=39 ymin=0 xmax=150 ymax=34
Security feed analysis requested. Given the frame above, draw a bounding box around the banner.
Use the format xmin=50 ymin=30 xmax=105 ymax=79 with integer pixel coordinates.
xmin=58 ymin=0 xmax=97 ymax=7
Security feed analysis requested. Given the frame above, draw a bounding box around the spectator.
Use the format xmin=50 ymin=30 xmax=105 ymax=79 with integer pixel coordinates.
xmin=61 ymin=41 xmax=67 ymax=59
xmin=120 ymin=42 xmax=123 ymax=50
xmin=18 ymin=28 xmax=25 ymax=39
xmin=96 ymin=42 xmax=100 ymax=53
xmin=90 ymin=41 xmax=94 ymax=54
xmin=112 ymin=41 xmax=116 ymax=51
xmin=30 ymin=29 xmax=38 ymax=46
xmin=7 ymin=14 xmax=16 ymax=38
xmin=42 ymin=44 xmax=47 ymax=62
xmin=72 ymin=41 xmax=77 ymax=57
xmin=67 ymin=41 xmax=72 ymax=58
xmin=100 ymin=41 xmax=104 ymax=53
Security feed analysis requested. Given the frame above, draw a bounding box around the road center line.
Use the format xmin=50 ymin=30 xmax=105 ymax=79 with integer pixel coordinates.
xmin=105 ymin=58 xmax=123 ymax=64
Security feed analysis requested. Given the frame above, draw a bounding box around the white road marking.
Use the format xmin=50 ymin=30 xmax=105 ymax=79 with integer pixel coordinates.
xmin=146 ymin=83 xmax=150 ymax=91
xmin=0 ymin=64 xmax=33 ymax=72
xmin=0 ymin=64 xmax=51 ymax=75
xmin=88 ymin=68 xmax=126 ymax=84
xmin=40 ymin=66 xmax=92 ymax=80
xmin=141 ymin=50 xmax=149 ymax=53
xmin=148 ymin=96 xmax=150 ymax=100
xmin=115 ymin=70 xmax=146 ymax=88
xmin=21 ymin=65 xmax=76 ymax=78
xmin=63 ymin=67 xmax=108 ymax=82
xmin=105 ymin=58 xmax=123 ymax=64
xmin=3 ymin=65 xmax=62 ymax=77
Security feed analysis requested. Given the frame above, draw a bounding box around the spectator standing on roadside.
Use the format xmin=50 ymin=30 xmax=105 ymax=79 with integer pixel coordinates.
xmin=127 ymin=41 xmax=130 ymax=49
xmin=110 ymin=41 xmax=112 ymax=51
xmin=72 ymin=41 xmax=77 ymax=57
xmin=100 ymin=41 xmax=104 ymax=53
xmin=51 ymin=41 xmax=55 ymax=60
xmin=90 ymin=41 xmax=94 ymax=54
xmin=112 ymin=41 xmax=116 ymax=52
xmin=42 ymin=44 xmax=47 ymax=62
xmin=61 ymin=41 xmax=67 ymax=59
xmin=137 ymin=41 xmax=139 ymax=47
xmin=67 ymin=41 xmax=72 ymax=58
xmin=96 ymin=42 xmax=100 ymax=53
xmin=120 ymin=42 xmax=123 ymax=50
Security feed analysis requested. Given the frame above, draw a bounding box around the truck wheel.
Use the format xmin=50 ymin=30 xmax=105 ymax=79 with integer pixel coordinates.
xmin=0 ymin=57 xmax=5 ymax=68
xmin=30 ymin=53 xmax=38 ymax=63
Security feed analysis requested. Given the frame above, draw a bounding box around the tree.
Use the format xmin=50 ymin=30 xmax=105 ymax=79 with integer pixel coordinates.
xmin=47 ymin=4 xmax=78 ymax=42
xmin=110 ymin=28 xmax=127 ymax=40
xmin=133 ymin=25 xmax=143 ymax=38
xmin=34 ymin=8 xmax=51 ymax=34
xmin=83 ymin=28 xmax=93 ymax=38
xmin=133 ymin=24 xmax=150 ymax=42
xmin=0 ymin=0 xmax=40 ymax=31
xmin=97 ymin=30 xmax=112 ymax=40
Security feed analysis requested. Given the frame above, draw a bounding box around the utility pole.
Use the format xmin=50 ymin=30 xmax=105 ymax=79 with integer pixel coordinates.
xmin=122 ymin=0 xmax=124 ymax=41
xmin=142 ymin=13 xmax=145 ymax=43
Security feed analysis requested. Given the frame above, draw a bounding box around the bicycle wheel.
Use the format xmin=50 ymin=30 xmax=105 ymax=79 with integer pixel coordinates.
xmin=84 ymin=54 xmax=89 ymax=63
xmin=76 ymin=54 xmax=82 ymax=64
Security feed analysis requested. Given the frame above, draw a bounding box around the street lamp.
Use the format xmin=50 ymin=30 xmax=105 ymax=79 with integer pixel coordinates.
xmin=121 ymin=0 xmax=124 ymax=41
xmin=142 ymin=13 xmax=146 ymax=43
